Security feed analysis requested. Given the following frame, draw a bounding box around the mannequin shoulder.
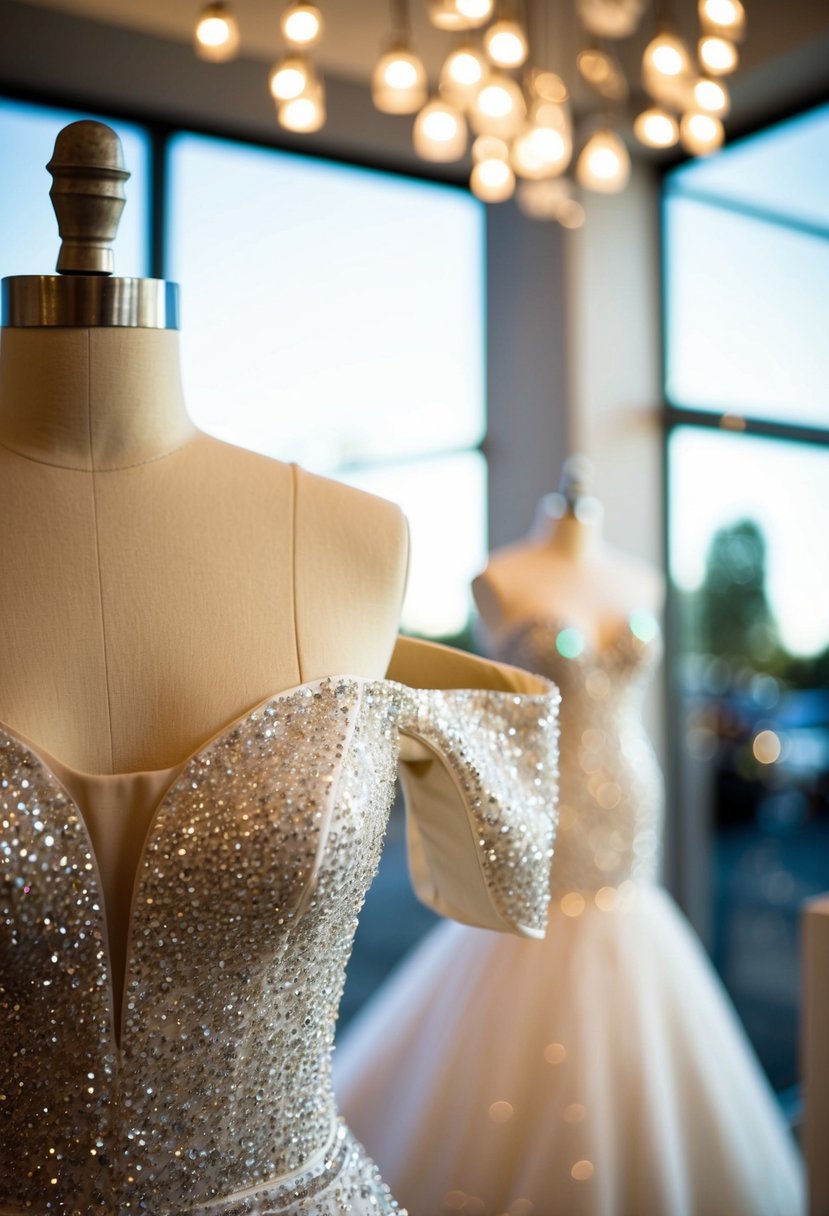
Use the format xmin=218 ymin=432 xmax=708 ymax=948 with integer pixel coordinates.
xmin=293 ymin=465 xmax=409 ymax=576
xmin=472 ymin=541 xmax=546 ymax=627
xmin=293 ymin=466 xmax=410 ymax=679
xmin=177 ymin=434 xmax=410 ymax=589
xmin=177 ymin=431 xmax=295 ymax=493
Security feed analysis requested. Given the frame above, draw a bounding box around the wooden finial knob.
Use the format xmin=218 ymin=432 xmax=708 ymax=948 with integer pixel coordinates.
xmin=47 ymin=120 xmax=130 ymax=276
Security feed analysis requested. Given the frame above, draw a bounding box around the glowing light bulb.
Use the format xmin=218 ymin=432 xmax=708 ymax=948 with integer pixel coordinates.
xmin=532 ymin=126 xmax=569 ymax=163
xmin=517 ymin=178 xmax=584 ymax=227
xmin=194 ymin=3 xmax=240 ymax=62
xmin=478 ymin=83 xmax=513 ymax=117
xmin=693 ymin=75 xmax=730 ymax=115
xmin=269 ymin=55 xmax=310 ymax=102
xmin=577 ymin=46 xmax=627 ymax=100
xmin=577 ymin=0 xmax=647 ymax=39
xmin=413 ymin=99 xmax=468 ymax=161
xmin=484 ymin=19 xmax=528 ymax=68
xmin=699 ymin=0 xmax=745 ymax=39
xmin=470 ymin=157 xmax=515 ymax=202
xmin=578 ymin=46 xmax=612 ymax=86
xmin=471 ymin=134 xmax=509 ymax=163
xmin=680 ymin=110 xmax=724 ymax=155
xmin=280 ymin=2 xmax=323 ymax=47
xmin=278 ymin=78 xmax=326 ymax=132
xmin=446 ymin=46 xmax=485 ymax=86
xmin=470 ymin=74 xmax=526 ymax=137
xmin=512 ymin=127 xmax=563 ymax=178
xmin=511 ymin=101 xmax=571 ymax=178
xmin=386 ymin=59 xmax=418 ymax=88
xmin=633 ymin=106 xmax=679 ymax=148
xmin=456 ymin=0 xmax=494 ymax=26
xmin=372 ymin=45 xmax=427 ymax=114
xmin=641 ymin=31 xmax=692 ymax=107
xmin=440 ymin=44 xmax=487 ymax=105
xmin=528 ymin=70 xmax=568 ymax=104
xmin=643 ymin=31 xmax=691 ymax=78
xmin=576 ymin=128 xmax=630 ymax=193
xmin=699 ymin=34 xmax=738 ymax=75
xmin=427 ymin=0 xmax=467 ymax=30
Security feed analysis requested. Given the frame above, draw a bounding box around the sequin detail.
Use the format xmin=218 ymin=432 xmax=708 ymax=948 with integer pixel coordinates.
xmin=495 ymin=617 xmax=663 ymax=898
xmin=189 ymin=1122 xmax=402 ymax=1214
xmin=0 ymin=675 xmax=559 ymax=1214
xmin=398 ymin=684 xmax=559 ymax=936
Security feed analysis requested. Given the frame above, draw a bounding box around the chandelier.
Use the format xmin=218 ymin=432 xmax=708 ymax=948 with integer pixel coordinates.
xmin=193 ymin=0 xmax=746 ymax=225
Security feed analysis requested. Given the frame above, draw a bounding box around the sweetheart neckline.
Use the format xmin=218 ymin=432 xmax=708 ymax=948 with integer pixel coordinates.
xmin=0 ymin=673 xmax=373 ymax=787
xmin=490 ymin=611 xmax=661 ymax=660
xmin=0 ymin=671 xmax=560 ymax=1054
xmin=0 ymin=675 xmax=375 ymax=1056
xmin=0 ymin=661 xmax=558 ymax=787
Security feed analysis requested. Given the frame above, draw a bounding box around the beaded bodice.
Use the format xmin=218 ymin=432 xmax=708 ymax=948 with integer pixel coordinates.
xmin=494 ymin=614 xmax=662 ymax=897
xmin=0 ymin=675 xmax=558 ymax=1215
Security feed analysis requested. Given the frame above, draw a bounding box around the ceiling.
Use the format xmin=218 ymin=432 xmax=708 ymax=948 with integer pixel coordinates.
xmin=12 ymin=0 xmax=829 ymax=126
xmin=13 ymin=0 xmax=829 ymax=80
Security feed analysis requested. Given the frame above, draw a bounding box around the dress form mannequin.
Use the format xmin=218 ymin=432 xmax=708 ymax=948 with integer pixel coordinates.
xmin=0 ymin=124 xmax=407 ymax=777
xmin=0 ymin=121 xmax=408 ymax=1029
xmin=336 ymin=457 xmax=803 ymax=1215
xmin=0 ymin=122 xmax=563 ymax=1216
xmin=472 ymin=456 xmax=663 ymax=647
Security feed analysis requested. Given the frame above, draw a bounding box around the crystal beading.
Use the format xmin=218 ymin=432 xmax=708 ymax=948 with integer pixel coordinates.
xmin=0 ymin=674 xmax=560 ymax=1213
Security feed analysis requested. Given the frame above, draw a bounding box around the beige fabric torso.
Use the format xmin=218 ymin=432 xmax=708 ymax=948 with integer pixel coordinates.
xmin=0 ymin=329 xmax=410 ymax=778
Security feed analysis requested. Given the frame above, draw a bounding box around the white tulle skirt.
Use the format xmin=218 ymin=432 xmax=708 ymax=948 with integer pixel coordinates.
xmin=334 ymin=884 xmax=803 ymax=1216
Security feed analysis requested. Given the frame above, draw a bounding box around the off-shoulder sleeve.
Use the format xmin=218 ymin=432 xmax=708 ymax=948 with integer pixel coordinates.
xmin=390 ymin=642 xmax=560 ymax=939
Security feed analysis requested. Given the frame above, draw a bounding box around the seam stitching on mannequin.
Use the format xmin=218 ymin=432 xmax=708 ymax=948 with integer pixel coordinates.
xmin=87 ymin=330 xmax=115 ymax=771
xmin=290 ymin=462 xmax=303 ymax=684
xmin=0 ymin=434 xmax=192 ymax=473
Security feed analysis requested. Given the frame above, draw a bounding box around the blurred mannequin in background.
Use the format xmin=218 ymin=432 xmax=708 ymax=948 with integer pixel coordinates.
xmin=336 ymin=457 xmax=803 ymax=1216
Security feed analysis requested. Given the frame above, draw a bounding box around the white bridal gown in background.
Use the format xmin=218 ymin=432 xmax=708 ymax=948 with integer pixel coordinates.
xmin=335 ymin=615 xmax=804 ymax=1216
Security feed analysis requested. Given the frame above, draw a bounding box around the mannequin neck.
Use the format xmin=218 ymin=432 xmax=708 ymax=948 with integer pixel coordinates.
xmin=0 ymin=326 xmax=195 ymax=471
xmin=532 ymin=500 xmax=604 ymax=561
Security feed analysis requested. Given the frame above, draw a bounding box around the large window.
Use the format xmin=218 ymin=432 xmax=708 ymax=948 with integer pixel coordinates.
xmin=167 ymin=132 xmax=486 ymax=637
xmin=664 ymin=102 xmax=829 ymax=1096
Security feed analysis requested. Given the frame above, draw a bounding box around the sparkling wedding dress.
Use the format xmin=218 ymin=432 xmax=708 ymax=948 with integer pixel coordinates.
xmin=0 ymin=662 xmax=560 ymax=1215
xmin=335 ymin=616 xmax=803 ymax=1216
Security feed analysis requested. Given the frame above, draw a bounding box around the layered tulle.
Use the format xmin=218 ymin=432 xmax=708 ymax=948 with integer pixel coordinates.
xmin=335 ymin=884 xmax=803 ymax=1216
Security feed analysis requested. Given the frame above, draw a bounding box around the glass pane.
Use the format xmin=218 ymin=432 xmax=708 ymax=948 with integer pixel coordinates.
xmin=344 ymin=451 xmax=487 ymax=639
xmin=0 ymin=97 xmax=150 ymax=278
xmin=167 ymin=133 xmax=485 ymax=470
xmin=669 ymin=101 xmax=829 ymax=233
xmin=664 ymin=193 xmax=829 ymax=426
xmin=669 ymin=425 xmax=829 ymax=1089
